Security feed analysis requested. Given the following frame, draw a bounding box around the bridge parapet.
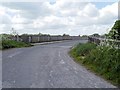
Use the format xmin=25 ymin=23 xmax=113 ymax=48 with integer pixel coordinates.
xmin=19 ymin=35 xmax=82 ymax=43
xmin=88 ymin=36 xmax=120 ymax=49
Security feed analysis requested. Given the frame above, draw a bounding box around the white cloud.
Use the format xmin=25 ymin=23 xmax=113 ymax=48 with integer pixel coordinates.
xmin=12 ymin=14 xmax=27 ymax=24
xmin=0 ymin=1 xmax=118 ymax=35
xmin=97 ymin=2 xmax=118 ymax=24
xmin=83 ymin=3 xmax=99 ymax=17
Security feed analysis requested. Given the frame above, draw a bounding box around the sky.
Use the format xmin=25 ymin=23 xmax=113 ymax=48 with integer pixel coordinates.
xmin=0 ymin=0 xmax=118 ymax=36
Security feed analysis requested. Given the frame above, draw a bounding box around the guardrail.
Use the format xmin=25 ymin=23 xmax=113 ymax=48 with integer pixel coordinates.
xmin=88 ymin=36 xmax=120 ymax=49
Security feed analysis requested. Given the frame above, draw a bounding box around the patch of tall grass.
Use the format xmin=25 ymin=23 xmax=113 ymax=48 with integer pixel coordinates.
xmin=70 ymin=43 xmax=120 ymax=86
xmin=0 ymin=40 xmax=32 ymax=50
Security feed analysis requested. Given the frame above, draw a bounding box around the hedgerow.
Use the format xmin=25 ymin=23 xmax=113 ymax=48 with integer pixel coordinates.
xmin=1 ymin=40 xmax=31 ymax=50
xmin=70 ymin=43 xmax=120 ymax=86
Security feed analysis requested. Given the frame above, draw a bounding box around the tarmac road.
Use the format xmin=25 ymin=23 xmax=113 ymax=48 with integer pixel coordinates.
xmin=2 ymin=40 xmax=116 ymax=88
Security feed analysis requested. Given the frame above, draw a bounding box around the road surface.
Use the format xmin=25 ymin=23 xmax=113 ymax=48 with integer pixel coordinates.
xmin=2 ymin=40 xmax=116 ymax=88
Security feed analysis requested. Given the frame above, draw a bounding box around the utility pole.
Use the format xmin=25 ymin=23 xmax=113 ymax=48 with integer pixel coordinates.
xmin=11 ymin=27 xmax=19 ymax=41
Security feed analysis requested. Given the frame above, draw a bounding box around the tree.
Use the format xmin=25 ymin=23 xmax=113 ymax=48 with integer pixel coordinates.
xmin=38 ymin=33 xmax=42 ymax=36
xmin=92 ymin=33 xmax=100 ymax=37
xmin=63 ymin=34 xmax=69 ymax=36
xmin=109 ymin=20 xmax=120 ymax=40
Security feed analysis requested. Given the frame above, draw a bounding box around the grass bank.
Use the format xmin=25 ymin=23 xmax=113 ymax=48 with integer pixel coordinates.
xmin=0 ymin=40 xmax=32 ymax=50
xmin=70 ymin=43 xmax=120 ymax=87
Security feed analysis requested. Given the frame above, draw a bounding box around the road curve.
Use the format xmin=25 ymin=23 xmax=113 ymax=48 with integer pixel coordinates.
xmin=2 ymin=40 xmax=116 ymax=88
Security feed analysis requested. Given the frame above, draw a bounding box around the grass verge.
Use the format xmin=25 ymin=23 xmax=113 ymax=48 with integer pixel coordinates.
xmin=70 ymin=42 xmax=120 ymax=87
xmin=0 ymin=40 xmax=32 ymax=50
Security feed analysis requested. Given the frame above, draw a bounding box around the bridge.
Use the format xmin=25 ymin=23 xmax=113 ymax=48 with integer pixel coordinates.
xmin=2 ymin=39 xmax=116 ymax=88
xmin=13 ymin=35 xmax=83 ymax=43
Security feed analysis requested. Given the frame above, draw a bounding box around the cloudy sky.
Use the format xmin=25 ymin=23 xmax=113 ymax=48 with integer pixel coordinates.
xmin=0 ymin=0 xmax=118 ymax=36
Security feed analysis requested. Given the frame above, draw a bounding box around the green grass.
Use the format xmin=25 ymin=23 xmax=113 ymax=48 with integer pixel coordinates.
xmin=70 ymin=42 xmax=120 ymax=87
xmin=0 ymin=40 xmax=32 ymax=50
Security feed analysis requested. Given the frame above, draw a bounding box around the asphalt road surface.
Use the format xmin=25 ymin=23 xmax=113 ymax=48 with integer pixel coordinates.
xmin=2 ymin=40 xmax=116 ymax=88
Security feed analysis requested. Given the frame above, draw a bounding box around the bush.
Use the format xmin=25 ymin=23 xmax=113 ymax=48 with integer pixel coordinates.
xmin=1 ymin=40 xmax=31 ymax=50
xmin=72 ymin=43 xmax=97 ymax=56
xmin=70 ymin=43 xmax=120 ymax=86
xmin=84 ymin=46 xmax=120 ymax=85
